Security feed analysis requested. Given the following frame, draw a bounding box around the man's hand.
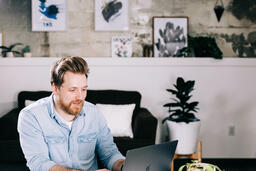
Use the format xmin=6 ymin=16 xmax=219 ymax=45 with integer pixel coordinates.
xmin=112 ymin=159 xmax=125 ymax=171
xmin=50 ymin=165 xmax=76 ymax=171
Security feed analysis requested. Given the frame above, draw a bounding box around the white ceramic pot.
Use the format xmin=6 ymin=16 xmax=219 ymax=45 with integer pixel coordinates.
xmin=24 ymin=52 xmax=32 ymax=57
xmin=6 ymin=52 xmax=14 ymax=57
xmin=167 ymin=120 xmax=200 ymax=154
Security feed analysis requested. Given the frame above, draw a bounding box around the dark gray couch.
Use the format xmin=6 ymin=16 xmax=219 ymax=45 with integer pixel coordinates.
xmin=0 ymin=90 xmax=157 ymax=170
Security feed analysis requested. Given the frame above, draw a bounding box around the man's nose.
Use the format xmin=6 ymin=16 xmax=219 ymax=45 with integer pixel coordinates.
xmin=75 ymin=90 xmax=83 ymax=99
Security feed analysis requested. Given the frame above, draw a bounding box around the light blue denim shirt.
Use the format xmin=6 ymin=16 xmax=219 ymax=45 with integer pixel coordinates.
xmin=17 ymin=94 xmax=124 ymax=171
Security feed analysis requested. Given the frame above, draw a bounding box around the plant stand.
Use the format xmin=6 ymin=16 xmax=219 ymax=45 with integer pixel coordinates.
xmin=171 ymin=141 xmax=202 ymax=171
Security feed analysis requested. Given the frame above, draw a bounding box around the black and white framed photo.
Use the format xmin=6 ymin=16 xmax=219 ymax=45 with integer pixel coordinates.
xmin=95 ymin=0 xmax=129 ymax=31
xmin=153 ymin=17 xmax=188 ymax=57
xmin=32 ymin=0 xmax=67 ymax=31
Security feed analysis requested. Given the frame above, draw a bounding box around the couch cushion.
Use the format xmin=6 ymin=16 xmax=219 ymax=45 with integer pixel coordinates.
xmin=86 ymin=90 xmax=141 ymax=132
xmin=25 ymin=100 xmax=35 ymax=107
xmin=96 ymin=103 xmax=135 ymax=138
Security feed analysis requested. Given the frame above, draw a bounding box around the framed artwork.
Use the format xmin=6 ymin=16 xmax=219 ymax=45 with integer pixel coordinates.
xmin=32 ymin=0 xmax=67 ymax=31
xmin=153 ymin=17 xmax=188 ymax=57
xmin=95 ymin=0 xmax=129 ymax=31
xmin=0 ymin=32 xmax=3 ymax=56
xmin=112 ymin=37 xmax=132 ymax=57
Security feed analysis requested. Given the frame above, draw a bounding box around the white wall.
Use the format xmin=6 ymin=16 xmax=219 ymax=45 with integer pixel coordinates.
xmin=1 ymin=57 xmax=256 ymax=158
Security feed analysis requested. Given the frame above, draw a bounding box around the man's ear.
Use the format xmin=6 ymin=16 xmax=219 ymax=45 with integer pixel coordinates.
xmin=51 ymin=83 xmax=58 ymax=96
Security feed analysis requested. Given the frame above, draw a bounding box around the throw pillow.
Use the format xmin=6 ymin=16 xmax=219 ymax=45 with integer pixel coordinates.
xmin=25 ymin=100 xmax=35 ymax=106
xmin=96 ymin=103 xmax=135 ymax=138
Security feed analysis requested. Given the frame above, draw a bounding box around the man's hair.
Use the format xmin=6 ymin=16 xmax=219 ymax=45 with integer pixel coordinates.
xmin=50 ymin=56 xmax=89 ymax=87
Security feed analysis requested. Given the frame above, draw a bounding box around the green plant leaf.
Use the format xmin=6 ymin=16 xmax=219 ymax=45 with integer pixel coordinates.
xmin=189 ymin=36 xmax=223 ymax=59
xmin=163 ymin=103 xmax=180 ymax=107
xmin=0 ymin=46 xmax=8 ymax=50
xmin=172 ymin=110 xmax=183 ymax=115
xmin=22 ymin=45 xmax=31 ymax=53
xmin=187 ymin=101 xmax=199 ymax=109
xmin=169 ymin=109 xmax=182 ymax=113
xmin=185 ymin=80 xmax=195 ymax=93
xmin=166 ymin=89 xmax=177 ymax=94
xmin=176 ymin=77 xmax=185 ymax=90
xmin=9 ymin=43 xmax=23 ymax=51
xmin=170 ymin=98 xmax=179 ymax=103
xmin=163 ymin=76 xmax=199 ymax=124
xmin=177 ymin=94 xmax=191 ymax=103
xmin=2 ymin=49 xmax=10 ymax=53
xmin=12 ymin=50 xmax=21 ymax=55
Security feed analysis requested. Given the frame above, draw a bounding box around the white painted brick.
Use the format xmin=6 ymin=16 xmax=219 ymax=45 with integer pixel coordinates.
xmin=68 ymin=12 xmax=93 ymax=29
xmin=1 ymin=0 xmax=255 ymax=58
xmin=68 ymin=0 xmax=94 ymax=12
xmin=82 ymin=42 xmax=111 ymax=57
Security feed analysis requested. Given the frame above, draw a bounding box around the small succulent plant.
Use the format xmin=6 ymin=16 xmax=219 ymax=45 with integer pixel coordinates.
xmin=22 ymin=45 xmax=31 ymax=53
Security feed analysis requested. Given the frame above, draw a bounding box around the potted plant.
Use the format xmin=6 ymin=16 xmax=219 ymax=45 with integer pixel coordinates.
xmin=0 ymin=43 xmax=23 ymax=57
xmin=22 ymin=45 xmax=32 ymax=57
xmin=189 ymin=36 xmax=223 ymax=59
xmin=177 ymin=36 xmax=223 ymax=59
xmin=162 ymin=77 xmax=200 ymax=154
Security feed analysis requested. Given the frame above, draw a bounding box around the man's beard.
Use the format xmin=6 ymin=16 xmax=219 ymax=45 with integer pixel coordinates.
xmin=59 ymin=98 xmax=84 ymax=116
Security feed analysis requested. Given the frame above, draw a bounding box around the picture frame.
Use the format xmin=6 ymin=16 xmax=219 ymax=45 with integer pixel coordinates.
xmin=111 ymin=36 xmax=132 ymax=57
xmin=32 ymin=0 xmax=67 ymax=31
xmin=153 ymin=16 xmax=188 ymax=57
xmin=0 ymin=32 xmax=3 ymax=56
xmin=95 ymin=0 xmax=129 ymax=31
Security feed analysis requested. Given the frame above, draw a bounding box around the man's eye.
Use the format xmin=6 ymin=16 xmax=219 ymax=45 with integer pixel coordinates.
xmin=69 ymin=89 xmax=75 ymax=92
xmin=82 ymin=89 xmax=87 ymax=92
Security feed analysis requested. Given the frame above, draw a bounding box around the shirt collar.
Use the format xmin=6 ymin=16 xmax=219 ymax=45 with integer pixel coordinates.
xmin=49 ymin=94 xmax=56 ymax=119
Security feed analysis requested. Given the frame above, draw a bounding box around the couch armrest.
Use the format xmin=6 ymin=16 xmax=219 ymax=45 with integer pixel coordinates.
xmin=132 ymin=108 xmax=157 ymax=141
xmin=0 ymin=108 xmax=20 ymax=140
xmin=0 ymin=140 xmax=26 ymax=163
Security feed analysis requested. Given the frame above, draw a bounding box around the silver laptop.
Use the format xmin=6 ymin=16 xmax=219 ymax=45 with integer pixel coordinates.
xmin=122 ymin=140 xmax=178 ymax=171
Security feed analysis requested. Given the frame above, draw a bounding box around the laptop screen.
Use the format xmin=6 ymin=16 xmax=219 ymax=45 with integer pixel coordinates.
xmin=122 ymin=140 xmax=178 ymax=171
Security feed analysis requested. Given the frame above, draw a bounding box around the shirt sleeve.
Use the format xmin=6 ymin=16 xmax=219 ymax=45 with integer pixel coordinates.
xmin=95 ymin=109 xmax=125 ymax=170
xmin=17 ymin=109 xmax=56 ymax=171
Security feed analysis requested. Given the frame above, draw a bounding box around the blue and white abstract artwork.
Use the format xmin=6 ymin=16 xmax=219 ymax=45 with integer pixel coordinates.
xmin=32 ymin=0 xmax=66 ymax=31
xmin=95 ymin=0 xmax=129 ymax=31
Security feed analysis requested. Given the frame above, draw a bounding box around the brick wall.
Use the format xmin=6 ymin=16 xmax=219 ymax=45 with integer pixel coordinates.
xmin=0 ymin=0 xmax=255 ymax=57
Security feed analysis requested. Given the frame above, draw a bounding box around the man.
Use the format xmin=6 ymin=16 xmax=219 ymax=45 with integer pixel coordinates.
xmin=18 ymin=56 xmax=125 ymax=171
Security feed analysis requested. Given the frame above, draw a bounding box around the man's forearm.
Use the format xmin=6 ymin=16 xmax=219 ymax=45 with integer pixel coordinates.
xmin=49 ymin=165 xmax=82 ymax=171
xmin=112 ymin=159 xmax=125 ymax=171
xmin=49 ymin=165 xmax=110 ymax=171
